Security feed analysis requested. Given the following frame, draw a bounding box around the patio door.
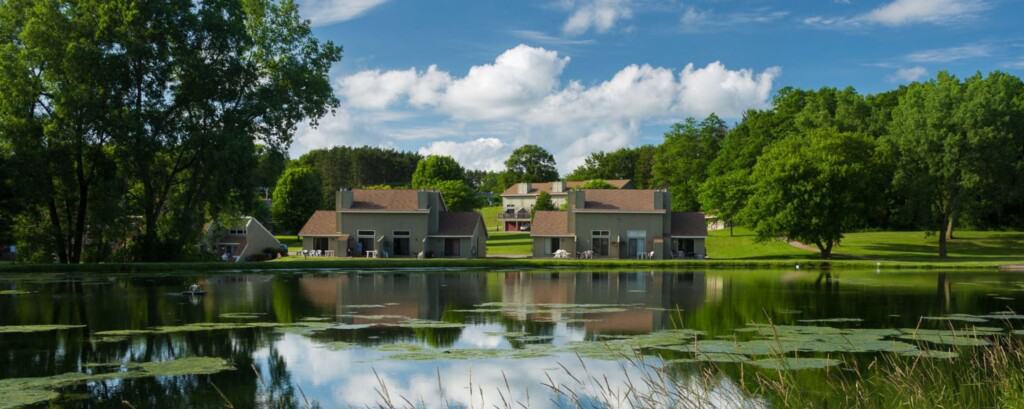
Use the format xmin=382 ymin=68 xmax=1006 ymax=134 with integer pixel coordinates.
xmin=444 ymin=238 xmax=461 ymax=257
xmin=626 ymin=230 xmax=646 ymax=258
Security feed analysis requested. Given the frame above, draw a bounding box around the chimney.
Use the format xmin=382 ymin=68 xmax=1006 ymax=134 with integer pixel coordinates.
xmin=418 ymin=190 xmax=430 ymax=209
xmin=336 ymin=188 xmax=353 ymax=210
xmin=552 ymin=181 xmax=565 ymax=193
xmin=517 ymin=182 xmax=530 ymax=194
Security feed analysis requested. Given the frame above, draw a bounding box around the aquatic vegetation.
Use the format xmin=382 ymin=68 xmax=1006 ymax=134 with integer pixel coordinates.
xmin=0 ymin=357 xmax=232 ymax=409
xmin=749 ymin=357 xmax=842 ymax=370
xmin=0 ymin=324 xmax=85 ymax=334
xmin=316 ymin=341 xmax=355 ymax=350
xmin=219 ymin=312 xmax=266 ymax=319
xmin=796 ymin=318 xmax=864 ymax=323
xmin=898 ymin=333 xmax=992 ymax=346
xmin=343 ymin=304 xmax=386 ymax=309
xmin=899 ymin=350 xmax=959 ymax=359
xmin=921 ymin=314 xmax=989 ymax=323
xmin=0 ymin=290 xmax=32 ymax=295
xmin=299 ymin=316 xmax=333 ymax=322
xmin=382 ymin=319 xmax=465 ymax=329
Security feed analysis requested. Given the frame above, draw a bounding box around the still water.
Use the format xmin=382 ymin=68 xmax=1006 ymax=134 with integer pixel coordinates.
xmin=1 ymin=268 xmax=1022 ymax=408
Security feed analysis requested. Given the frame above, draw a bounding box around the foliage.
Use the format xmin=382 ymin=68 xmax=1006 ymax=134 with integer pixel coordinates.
xmin=505 ymin=145 xmax=559 ymax=183
xmin=567 ymin=146 xmax=657 ymax=188
xmin=255 ymin=145 xmax=289 ymax=199
xmin=0 ymin=0 xmax=341 ymax=262
xmin=533 ymin=191 xmax=556 ymax=215
xmin=577 ymin=179 xmax=615 ymax=189
xmin=412 ymin=155 xmax=466 ymax=188
xmin=653 ymin=115 xmax=727 ymax=211
xmin=745 ymin=129 xmax=881 ymax=258
xmin=272 ymin=167 xmax=322 ymax=234
xmin=883 ymin=71 xmax=1024 ymax=256
xmin=431 ymin=180 xmax=483 ymax=211
xmin=294 ymin=146 xmax=421 ymax=207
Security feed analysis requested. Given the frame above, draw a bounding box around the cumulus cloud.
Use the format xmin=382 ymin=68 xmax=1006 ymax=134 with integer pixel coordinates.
xmin=418 ymin=138 xmax=509 ymax=172
xmin=891 ymin=66 xmax=928 ymax=82
xmin=296 ymin=0 xmax=388 ymax=27
xmin=805 ymin=0 xmax=988 ymax=28
xmin=302 ymin=45 xmax=780 ymax=173
xmin=562 ymin=0 xmax=633 ymax=35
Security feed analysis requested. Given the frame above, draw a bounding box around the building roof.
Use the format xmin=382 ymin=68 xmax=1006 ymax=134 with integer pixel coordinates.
xmin=671 ymin=212 xmax=709 ymax=237
xmin=501 ymin=179 xmax=631 ymax=197
xmin=349 ymin=190 xmax=422 ymax=211
xmin=298 ymin=210 xmax=341 ymax=237
xmin=434 ymin=212 xmax=486 ymax=237
xmin=582 ymin=189 xmax=659 ymax=211
xmin=530 ymin=211 xmax=572 ymax=236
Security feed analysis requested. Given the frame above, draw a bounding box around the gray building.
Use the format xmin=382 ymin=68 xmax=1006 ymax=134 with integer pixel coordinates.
xmin=530 ymin=189 xmax=707 ymax=259
xmin=298 ymin=189 xmax=487 ymax=258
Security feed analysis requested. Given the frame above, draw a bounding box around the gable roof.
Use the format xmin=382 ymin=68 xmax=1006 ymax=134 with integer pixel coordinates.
xmin=671 ymin=212 xmax=708 ymax=237
xmin=434 ymin=212 xmax=486 ymax=237
xmin=349 ymin=190 xmax=422 ymax=211
xmin=582 ymin=189 xmax=659 ymax=212
xmin=530 ymin=211 xmax=571 ymax=236
xmin=501 ymin=179 xmax=631 ymax=196
xmin=298 ymin=210 xmax=340 ymax=237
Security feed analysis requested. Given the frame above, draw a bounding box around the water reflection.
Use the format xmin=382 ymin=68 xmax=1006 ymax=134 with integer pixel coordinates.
xmin=1 ymin=269 xmax=1022 ymax=408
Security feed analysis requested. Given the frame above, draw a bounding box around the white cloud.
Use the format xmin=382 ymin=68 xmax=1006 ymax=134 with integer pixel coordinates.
xmin=805 ymin=0 xmax=988 ymax=28
xmin=418 ymin=138 xmax=508 ymax=171
xmin=1003 ymin=60 xmax=1024 ymax=70
xmin=680 ymin=7 xmax=790 ymax=32
xmin=296 ymin=0 xmax=388 ymax=27
xmin=304 ymin=45 xmax=780 ymax=172
xmin=509 ymin=30 xmax=596 ymax=46
xmin=906 ymin=44 xmax=991 ymax=63
xmin=562 ymin=0 xmax=633 ymax=35
xmin=892 ymin=66 xmax=928 ymax=82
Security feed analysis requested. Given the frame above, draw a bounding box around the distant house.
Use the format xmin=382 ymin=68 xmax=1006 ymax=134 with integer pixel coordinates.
xmin=298 ymin=189 xmax=488 ymax=258
xmin=530 ymin=189 xmax=707 ymax=259
xmin=210 ymin=216 xmax=282 ymax=262
xmin=499 ymin=179 xmax=632 ymax=231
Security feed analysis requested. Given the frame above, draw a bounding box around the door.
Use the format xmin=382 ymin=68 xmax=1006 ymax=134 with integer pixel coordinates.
xmin=444 ymin=238 xmax=461 ymax=257
xmin=626 ymin=230 xmax=646 ymax=258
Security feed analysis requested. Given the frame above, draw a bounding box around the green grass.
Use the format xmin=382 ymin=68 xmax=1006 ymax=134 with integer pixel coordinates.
xmin=706 ymin=227 xmax=813 ymax=260
xmin=478 ymin=206 xmax=502 ymax=230
xmin=487 ymin=231 xmax=532 ymax=256
xmin=829 ymin=230 xmax=1024 ymax=263
xmin=275 ymin=235 xmax=302 ymax=254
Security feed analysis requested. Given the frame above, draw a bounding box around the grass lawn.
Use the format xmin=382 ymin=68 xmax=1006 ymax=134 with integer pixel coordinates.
xmin=479 ymin=206 xmax=533 ymax=256
xmin=706 ymin=227 xmax=813 ymax=260
xmin=275 ymin=235 xmax=302 ymax=254
xmin=832 ymin=230 xmax=1024 ymax=263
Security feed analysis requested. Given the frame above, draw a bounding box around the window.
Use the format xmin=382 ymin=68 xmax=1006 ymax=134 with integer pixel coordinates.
xmin=314 ymin=237 xmax=329 ymax=251
xmin=393 ymin=231 xmax=410 ymax=256
xmin=357 ymin=230 xmax=375 ymax=237
xmin=592 ymin=230 xmax=610 ymax=256
xmin=229 ymin=228 xmax=246 ymax=235
xmin=393 ymin=231 xmax=410 ymax=236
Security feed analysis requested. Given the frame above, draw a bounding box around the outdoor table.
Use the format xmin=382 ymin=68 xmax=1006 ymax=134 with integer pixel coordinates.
xmin=366 ymin=250 xmax=378 ymax=258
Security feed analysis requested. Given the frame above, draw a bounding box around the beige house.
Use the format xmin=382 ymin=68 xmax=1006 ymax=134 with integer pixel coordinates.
xmin=530 ymin=189 xmax=707 ymax=259
xmin=499 ymin=179 xmax=632 ymax=231
xmin=298 ymin=189 xmax=488 ymax=258
xmin=211 ymin=216 xmax=283 ymax=262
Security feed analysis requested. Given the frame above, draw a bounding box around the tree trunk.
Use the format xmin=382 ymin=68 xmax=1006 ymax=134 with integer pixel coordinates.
xmin=816 ymin=240 xmax=834 ymax=259
xmin=938 ymin=215 xmax=949 ymax=258
xmin=945 ymin=212 xmax=956 ymax=241
xmin=47 ymin=198 xmax=68 ymax=263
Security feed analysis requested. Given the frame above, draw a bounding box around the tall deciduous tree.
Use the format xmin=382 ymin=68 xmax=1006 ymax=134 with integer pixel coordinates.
xmin=433 ymin=180 xmax=483 ymax=212
xmin=272 ymin=167 xmax=322 ymax=234
xmin=505 ymin=145 xmax=558 ymax=183
xmin=412 ymin=155 xmax=466 ymax=188
xmin=885 ymin=71 xmax=1024 ymax=256
xmin=745 ymin=129 xmax=881 ymax=259
xmin=533 ymin=191 xmax=555 ymax=215
xmin=653 ymin=115 xmax=727 ymax=211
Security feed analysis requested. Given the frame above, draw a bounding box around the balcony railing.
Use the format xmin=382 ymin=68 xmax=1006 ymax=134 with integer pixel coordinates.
xmin=497 ymin=209 xmax=531 ymax=220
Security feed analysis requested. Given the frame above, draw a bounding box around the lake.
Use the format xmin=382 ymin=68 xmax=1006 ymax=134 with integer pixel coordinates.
xmin=1 ymin=268 xmax=1023 ymax=408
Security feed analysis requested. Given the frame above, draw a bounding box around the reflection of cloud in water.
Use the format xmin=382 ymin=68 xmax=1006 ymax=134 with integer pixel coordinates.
xmin=453 ymin=323 xmax=509 ymax=349
xmin=273 ymin=333 xmax=757 ymax=409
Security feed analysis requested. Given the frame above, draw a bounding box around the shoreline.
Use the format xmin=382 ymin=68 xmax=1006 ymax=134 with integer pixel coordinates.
xmin=0 ymin=257 xmax=1016 ymax=273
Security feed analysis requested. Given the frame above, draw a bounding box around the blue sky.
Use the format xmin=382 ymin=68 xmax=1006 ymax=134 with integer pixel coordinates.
xmin=290 ymin=0 xmax=1024 ymax=173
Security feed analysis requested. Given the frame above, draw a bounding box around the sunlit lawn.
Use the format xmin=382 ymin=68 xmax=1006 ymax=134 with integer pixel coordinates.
xmin=834 ymin=230 xmax=1024 ymax=263
xmin=706 ymin=227 xmax=813 ymax=260
xmin=487 ymin=231 xmax=532 ymax=256
xmin=275 ymin=235 xmax=302 ymax=254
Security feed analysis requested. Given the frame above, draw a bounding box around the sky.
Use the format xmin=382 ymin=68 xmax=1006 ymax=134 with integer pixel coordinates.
xmin=289 ymin=0 xmax=1024 ymax=173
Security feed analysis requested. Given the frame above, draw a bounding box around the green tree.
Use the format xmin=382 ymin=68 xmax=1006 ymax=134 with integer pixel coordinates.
xmin=884 ymin=71 xmax=1024 ymax=256
xmin=533 ymin=191 xmax=555 ymax=215
xmin=566 ymin=146 xmax=657 ymax=187
xmin=745 ymin=129 xmax=881 ymax=259
xmin=272 ymin=167 xmax=322 ymax=234
xmin=505 ymin=145 xmax=558 ymax=183
xmin=295 ymin=146 xmax=421 ymax=207
xmin=653 ymin=115 xmax=727 ymax=211
xmin=433 ymin=180 xmax=483 ymax=211
xmin=578 ymin=179 xmax=615 ymax=189
xmin=255 ymin=145 xmax=288 ymax=200
xmin=698 ymin=169 xmax=751 ymax=236
xmin=412 ymin=155 xmax=466 ymax=188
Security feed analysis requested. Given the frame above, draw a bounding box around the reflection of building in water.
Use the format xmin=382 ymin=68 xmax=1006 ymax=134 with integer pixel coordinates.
xmin=498 ymin=271 xmax=707 ymax=334
xmin=296 ymin=273 xmax=487 ymax=321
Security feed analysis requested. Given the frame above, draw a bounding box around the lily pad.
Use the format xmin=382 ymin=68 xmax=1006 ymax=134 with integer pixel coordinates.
xmin=796 ymin=318 xmax=864 ymax=323
xmin=920 ymin=315 xmax=988 ymax=323
xmin=899 ymin=350 xmax=959 ymax=359
xmin=0 ymin=290 xmax=32 ymax=295
xmin=749 ymin=357 xmax=842 ymax=370
xmin=0 ymin=324 xmax=85 ymax=334
xmin=898 ymin=334 xmax=991 ymax=347
xmin=219 ymin=312 xmax=266 ymax=319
